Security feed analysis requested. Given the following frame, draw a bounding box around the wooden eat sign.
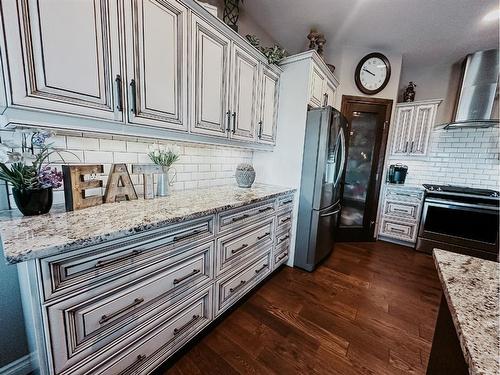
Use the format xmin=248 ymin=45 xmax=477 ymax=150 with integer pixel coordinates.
xmin=62 ymin=164 xmax=137 ymax=211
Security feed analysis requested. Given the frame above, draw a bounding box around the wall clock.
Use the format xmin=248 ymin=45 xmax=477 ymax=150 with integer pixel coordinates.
xmin=355 ymin=53 xmax=391 ymax=95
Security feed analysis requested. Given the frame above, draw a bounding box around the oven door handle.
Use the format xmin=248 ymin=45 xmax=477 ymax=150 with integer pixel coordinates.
xmin=425 ymin=198 xmax=500 ymax=211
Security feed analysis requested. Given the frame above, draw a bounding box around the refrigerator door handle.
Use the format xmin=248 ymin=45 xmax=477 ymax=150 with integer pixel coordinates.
xmin=320 ymin=203 xmax=342 ymax=217
xmin=333 ymin=128 xmax=346 ymax=189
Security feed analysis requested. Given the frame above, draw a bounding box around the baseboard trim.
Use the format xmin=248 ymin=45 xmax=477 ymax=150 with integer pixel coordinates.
xmin=0 ymin=353 xmax=35 ymax=375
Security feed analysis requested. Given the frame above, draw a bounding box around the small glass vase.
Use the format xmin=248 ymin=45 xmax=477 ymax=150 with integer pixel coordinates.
xmin=157 ymin=167 xmax=177 ymax=197
xmin=12 ymin=187 xmax=53 ymax=216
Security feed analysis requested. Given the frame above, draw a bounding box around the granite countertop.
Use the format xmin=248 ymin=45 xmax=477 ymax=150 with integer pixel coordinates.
xmin=1 ymin=184 xmax=295 ymax=264
xmin=433 ymin=249 xmax=499 ymax=375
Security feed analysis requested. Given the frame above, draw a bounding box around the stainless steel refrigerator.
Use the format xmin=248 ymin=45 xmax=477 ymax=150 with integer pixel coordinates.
xmin=294 ymin=106 xmax=347 ymax=271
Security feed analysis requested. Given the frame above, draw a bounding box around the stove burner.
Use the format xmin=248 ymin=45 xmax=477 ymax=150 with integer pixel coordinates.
xmin=422 ymin=184 xmax=500 ymax=198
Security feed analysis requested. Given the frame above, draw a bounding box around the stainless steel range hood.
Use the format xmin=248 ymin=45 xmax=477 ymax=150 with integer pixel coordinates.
xmin=443 ymin=49 xmax=499 ymax=130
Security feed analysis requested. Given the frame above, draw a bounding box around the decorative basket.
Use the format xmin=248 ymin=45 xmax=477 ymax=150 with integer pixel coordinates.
xmin=235 ymin=163 xmax=256 ymax=188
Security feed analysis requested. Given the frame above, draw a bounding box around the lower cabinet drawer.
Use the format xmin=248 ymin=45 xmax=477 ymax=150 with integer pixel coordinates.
xmin=276 ymin=209 xmax=293 ymax=232
xmin=277 ymin=194 xmax=294 ymax=211
xmin=218 ymin=199 xmax=275 ymax=233
xmin=216 ymin=217 xmax=274 ymax=275
xmin=92 ymin=286 xmax=213 ymax=375
xmin=380 ymin=218 xmax=418 ymax=242
xmin=384 ymin=200 xmax=420 ymax=220
xmin=215 ymin=250 xmax=272 ymax=316
xmin=386 ymin=187 xmax=424 ymax=202
xmin=47 ymin=243 xmax=214 ymax=374
xmin=273 ymin=241 xmax=289 ymax=268
xmin=275 ymin=228 xmax=291 ymax=246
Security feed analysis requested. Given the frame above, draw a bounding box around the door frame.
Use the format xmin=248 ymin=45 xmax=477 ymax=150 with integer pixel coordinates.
xmin=338 ymin=95 xmax=393 ymax=241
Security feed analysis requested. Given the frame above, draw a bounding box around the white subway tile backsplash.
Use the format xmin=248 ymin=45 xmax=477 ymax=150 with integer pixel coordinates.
xmin=100 ymin=139 xmax=126 ymax=151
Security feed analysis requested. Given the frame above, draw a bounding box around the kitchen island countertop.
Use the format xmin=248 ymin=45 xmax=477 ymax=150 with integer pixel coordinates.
xmin=433 ymin=249 xmax=499 ymax=375
xmin=1 ymin=184 xmax=295 ymax=264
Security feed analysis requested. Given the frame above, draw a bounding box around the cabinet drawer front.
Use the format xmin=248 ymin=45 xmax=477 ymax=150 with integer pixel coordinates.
xmin=216 ymin=251 xmax=271 ymax=315
xmin=92 ymin=286 xmax=213 ymax=375
xmin=276 ymin=209 xmax=293 ymax=232
xmin=275 ymin=228 xmax=291 ymax=246
xmin=274 ymin=241 xmax=289 ymax=268
xmin=384 ymin=201 xmax=419 ymax=220
xmin=217 ymin=218 xmax=273 ymax=275
xmin=277 ymin=194 xmax=294 ymax=211
xmin=41 ymin=216 xmax=214 ymax=301
xmin=47 ymin=243 xmax=214 ymax=374
xmin=386 ymin=188 xmax=424 ymax=202
xmin=218 ymin=199 xmax=275 ymax=233
xmin=380 ymin=218 xmax=417 ymax=242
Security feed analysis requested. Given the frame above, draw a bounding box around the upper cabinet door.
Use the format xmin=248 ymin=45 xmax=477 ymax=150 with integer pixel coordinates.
xmin=1 ymin=0 xmax=122 ymax=120
xmin=257 ymin=66 xmax=279 ymax=144
xmin=309 ymin=65 xmax=325 ymax=108
xmin=191 ymin=15 xmax=230 ymax=137
xmin=391 ymin=106 xmax=415 ymax=155
xmin=410 ymin=104 xmax=436 ymax=156
xmin=124 ymin=0 xmax=187 ymax=131
xmin=325 ymin=80 xmax=336 ymax=107
xmin=229 ymin=45 xmax=259 ymax=141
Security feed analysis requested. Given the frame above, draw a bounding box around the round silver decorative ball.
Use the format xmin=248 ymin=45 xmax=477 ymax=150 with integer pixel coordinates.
xmin=235 ymin=163 xmax=256 ymax=188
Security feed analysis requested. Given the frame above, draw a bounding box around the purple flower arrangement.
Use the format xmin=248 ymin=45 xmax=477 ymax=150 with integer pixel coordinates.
xmin=37 ymin=166 xmax=63 ymax=189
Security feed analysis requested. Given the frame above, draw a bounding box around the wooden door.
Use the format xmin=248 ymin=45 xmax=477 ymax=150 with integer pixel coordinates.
xmin=337 ymin=96 xmax=393 ymax=241
xmin=124 ymin=0 xmax=187 ymax=131
xmin=309 ymin=65 xmax=325 ymax=108
xmin=410 ymin=104 xmax=436 ymax=155
xmin=1 ymin=0 xmax=122 ymax=120
xmin=391 ymin=105 xmax=414 ymax=155
xmin=257 ymin=66 xmax=279 ymax=144
xmin=229 ymin=45 xmax=259 ymax=141
xmin=191 ymin=15 xmax=230 ymax=137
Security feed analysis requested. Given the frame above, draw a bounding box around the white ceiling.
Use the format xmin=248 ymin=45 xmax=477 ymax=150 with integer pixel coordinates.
xmin=243 ymin=0 xmax=499 ymax=67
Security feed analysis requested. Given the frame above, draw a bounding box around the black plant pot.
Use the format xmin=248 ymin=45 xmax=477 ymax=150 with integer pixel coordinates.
xmin=12 ymin=187 xmax=53 ymax=216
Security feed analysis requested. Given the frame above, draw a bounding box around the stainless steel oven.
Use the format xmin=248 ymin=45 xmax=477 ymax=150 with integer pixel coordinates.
xmin=417 ymin=192 xmax=499 ymax=261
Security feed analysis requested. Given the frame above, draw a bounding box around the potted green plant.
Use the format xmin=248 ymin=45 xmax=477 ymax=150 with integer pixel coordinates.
xmin=0 ymin=130 xmax=64 ymax=215
xmin=147 ymin=144 xmax=180 ymax=197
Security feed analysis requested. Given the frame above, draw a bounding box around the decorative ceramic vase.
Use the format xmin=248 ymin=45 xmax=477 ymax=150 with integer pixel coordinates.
xmin=12 ymin=187 xmax=53 ymax=216
xmin=403 ymin=81 xmax=417 ymax=102
xmin=235 ymin=163 xmax=256 ymax=188
xmin=157 ymin=168 xmax=177 ymax=197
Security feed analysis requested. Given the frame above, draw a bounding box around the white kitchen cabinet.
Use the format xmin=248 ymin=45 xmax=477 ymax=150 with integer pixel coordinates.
xmin=257 ymin=66 xmax=280 ymax=144
xmin=124 ymin=0 xmax=188 ymax=131
xmin=324 ymin=79 xmax=336 ymax=107
xmin=229 ymin=44 xmax=259 ymax=141
xmin=1 ymin=0 xmax=122 ymax=121
xmin=309 ymin=65 xmax=325 ymax=107
xmin=190 ymin=14 xmax=231 ymax=137
xmin=390 ymin=99 xmax=441 ymax=156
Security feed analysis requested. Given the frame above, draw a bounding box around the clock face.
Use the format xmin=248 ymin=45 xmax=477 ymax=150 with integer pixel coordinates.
xmin=355 ymin=53 xmax=391 ymax=95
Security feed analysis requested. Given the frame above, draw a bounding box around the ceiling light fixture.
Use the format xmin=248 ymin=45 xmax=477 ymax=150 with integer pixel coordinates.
xmin=482 ymin=8 xmax=500 ymax=22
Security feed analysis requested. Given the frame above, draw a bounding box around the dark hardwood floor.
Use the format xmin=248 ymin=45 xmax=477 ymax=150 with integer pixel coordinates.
xmin=161 ymin=241 xmax=442 ymax=375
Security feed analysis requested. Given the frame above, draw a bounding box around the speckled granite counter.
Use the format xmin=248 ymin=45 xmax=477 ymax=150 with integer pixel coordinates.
xmin=0 ymin=184 xmax=295 ymax=264
xmin=433 ymin=249 xmax=499 ymax=375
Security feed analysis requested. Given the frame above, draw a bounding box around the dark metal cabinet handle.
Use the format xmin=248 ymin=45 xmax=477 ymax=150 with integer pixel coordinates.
xmin=173 ymin=315 xmax=200 ymax=335
xmin=390 ymin=227 xmax=406 ymax=234
xmin=99 ymin=297 xmax=144 ymax=325
xmin=258 ymin=207 xmax=273 ymax=213
xmin=232 ymin=112 xmax=237 ymax=133
xmin=173 ymin=269 xmax=200 ymax=285
xmin=282 ymin=199 xmax=293 ymax=205
xmin=229 ymin=280 xmax=246 ymax=293
xmin=393 ymin=207 xmax=410 ymax=213
xmin=280 ymin=217 xmax=291 ymax=224
xmin=231 ymin=214 xmax=249 ymax=223
xmin=95 ymin=250 xmax=141 ymax=268
xmin=255 ymin=264 xmax=268 ymax=274
xmin=122 ymin=354 xmax=146 ymax=373
xmin=173 ymin=229 xmax=200 ymax=242
xmin=278 ymin=234 xmax=290 ymax=243
xmin=231 ymin=243 xmax=248 ymax=254
xmin=277 ymin=252 xmax=288 ymax=261
xmin=115 ymin=75 xmax=123 ymax=111
xmin=404 ymin=141 xmax=409 ymax=153
xmin=410 ymin=141 xmax=414 ymax=153
xmin=258 ymin=121 xmax=263 ymax=138
xmin=129 ymin=79 xmax=137 ymax=115
xmin=226 ymin=111 xmax=231 ymax=132
xmin=257 ymin=232 xmax=270 ymax=240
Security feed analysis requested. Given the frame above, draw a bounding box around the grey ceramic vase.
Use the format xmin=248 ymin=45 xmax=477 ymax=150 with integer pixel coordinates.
xmin=235 ymin=163 xmax=256 ymax=188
